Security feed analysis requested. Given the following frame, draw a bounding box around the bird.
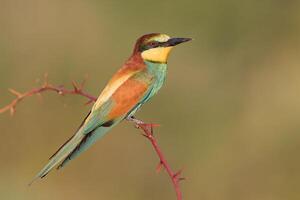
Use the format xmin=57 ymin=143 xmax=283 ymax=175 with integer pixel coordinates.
xmin=30 ymin=33 xmax=191 ymax=184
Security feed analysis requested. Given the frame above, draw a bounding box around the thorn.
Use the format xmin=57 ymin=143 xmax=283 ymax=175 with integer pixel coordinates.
xmin=84 ymin=99 xmax=94 ymax=105
xmin=156 ymin=161 xmax=164 ymax=173
xmin=173 ymin=169 xmax=183 ymax=179
xmin=178 ymin=177 xmax=186 ymax=181
xmin=72 ymin=81 xmax=79 ymax=91
xmin=139 ymin=129 xmax=151 ymax=138
xmin=141 ymin=124 xmax=159 ymax=136
xmin=8 ymin=88 xmax=22 ymax=98
xmin=10 ymin=107 xmax=15 ymax=116
xmin=149 ymin=125 xmax=154 ymax=135
xmin=43 ymin=73 xmax=49 ymax=86
xmin=141 ymin=133 xmax=149 ymax=138
xmin=80 ymin=75 xmax=88 ymax=90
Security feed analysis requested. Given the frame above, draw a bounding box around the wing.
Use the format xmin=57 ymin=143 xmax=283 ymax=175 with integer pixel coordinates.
xmin=49 ymin=64 xmax=145 ymax=160
xmin=81 ymin=60 xmax=150 ymax=133
xmin=57 ymin=74 xmax=154 ymax=168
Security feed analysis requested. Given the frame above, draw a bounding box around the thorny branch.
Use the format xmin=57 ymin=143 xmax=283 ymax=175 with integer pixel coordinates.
xmin=133 ymin=122 xmax=185 ymax=200
xmin=0 ymin=74 xmax=96 ymax=115
xmin=0 ymin=75 xmax=184 ymax=200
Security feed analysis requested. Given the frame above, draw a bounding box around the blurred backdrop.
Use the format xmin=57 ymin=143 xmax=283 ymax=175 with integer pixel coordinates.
xmin=1 ymin=0 xmax=300 ymax=200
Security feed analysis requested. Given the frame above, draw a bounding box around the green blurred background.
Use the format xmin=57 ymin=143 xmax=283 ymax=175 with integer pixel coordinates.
xmin=1 ymin=0 xmax=300 ymax=199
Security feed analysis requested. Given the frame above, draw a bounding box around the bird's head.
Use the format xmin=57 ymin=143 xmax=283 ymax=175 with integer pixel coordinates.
xmin=133 ymin=33 xmax=191 ymax=63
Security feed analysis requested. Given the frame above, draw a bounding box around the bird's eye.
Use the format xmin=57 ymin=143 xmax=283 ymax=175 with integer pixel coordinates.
xmin=149 ymin=41 xmax=158 ymax=47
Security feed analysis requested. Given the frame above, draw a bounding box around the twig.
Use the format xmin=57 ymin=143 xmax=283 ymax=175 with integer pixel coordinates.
xmin=136 ymin=122 xmax=184 ymax=200
xmin=0 ymin=75 xmax=96 ymax=115
xmin=0 ymin=76 xmax=184 ymax=200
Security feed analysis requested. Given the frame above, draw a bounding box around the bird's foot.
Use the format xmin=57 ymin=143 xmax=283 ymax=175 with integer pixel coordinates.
xmin=126 ymin=116 xmax=160 ymax=134
xmin=126 ymin=115 xmax=144 ymax=125
xmin=126 ymin=116 xmax=159 ymax=126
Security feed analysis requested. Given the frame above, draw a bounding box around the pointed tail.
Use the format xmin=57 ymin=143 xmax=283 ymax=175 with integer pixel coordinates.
xmin=29 ymin=125 xmax=113 ymax=185
xmin=29 ymin=131 xmax=85 ymax=185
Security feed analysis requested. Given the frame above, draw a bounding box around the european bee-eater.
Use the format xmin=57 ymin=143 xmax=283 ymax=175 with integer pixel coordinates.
xmin=31 ymin=33 xmax=191 ymax=183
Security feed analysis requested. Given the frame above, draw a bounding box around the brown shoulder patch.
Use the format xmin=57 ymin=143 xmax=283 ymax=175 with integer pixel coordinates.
xmin=108 ymin=79 xmax=148 ymax=120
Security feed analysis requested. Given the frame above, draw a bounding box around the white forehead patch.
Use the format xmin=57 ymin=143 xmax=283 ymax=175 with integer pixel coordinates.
xmin=151 ymin=34 xmax=170 ymax=42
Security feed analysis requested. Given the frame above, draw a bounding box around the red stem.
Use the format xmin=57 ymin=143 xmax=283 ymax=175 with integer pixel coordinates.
xmin=0 ymin=81 xmax=96 ymax=115
xmin=138 ymin=124 xmax=183 ymax=200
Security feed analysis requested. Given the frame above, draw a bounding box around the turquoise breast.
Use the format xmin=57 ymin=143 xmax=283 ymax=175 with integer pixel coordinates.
xmin=144 ymin=60 xmax=167 ymax=100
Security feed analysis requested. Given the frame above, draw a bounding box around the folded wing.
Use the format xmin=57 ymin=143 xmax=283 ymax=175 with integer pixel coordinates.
xmin=30 ymin=65 xmax=153 ymax=184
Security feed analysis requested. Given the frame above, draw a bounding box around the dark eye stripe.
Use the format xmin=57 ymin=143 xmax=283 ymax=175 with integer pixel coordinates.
xmin=139 ymin=41 xmax=161 ymax=52
xmin=149 ymin=41 xmax=159 ymax=47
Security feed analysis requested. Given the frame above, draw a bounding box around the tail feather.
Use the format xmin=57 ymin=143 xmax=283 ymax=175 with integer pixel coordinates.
xmin=29 ymin=132 xmax=84 ymax=185
xmin=29 ymin=124 xmax=115 ymax=185
xmin=49 ymin=134 xmax=75 ymax=160
xmin=57 ymin=126 xmax=112 ymax=169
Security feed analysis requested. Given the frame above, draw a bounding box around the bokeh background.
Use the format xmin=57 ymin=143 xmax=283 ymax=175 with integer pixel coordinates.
xmin=1 ymin=1 xmax=300 ymax=199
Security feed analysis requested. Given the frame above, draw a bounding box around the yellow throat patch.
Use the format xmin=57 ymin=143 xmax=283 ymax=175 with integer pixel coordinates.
xmin=141 ymin=47 xmax=173 ymax=63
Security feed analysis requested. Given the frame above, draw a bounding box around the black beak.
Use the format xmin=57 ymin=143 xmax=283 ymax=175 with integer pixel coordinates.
xmin=165 ymin=37 xmax=192 ymax=47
